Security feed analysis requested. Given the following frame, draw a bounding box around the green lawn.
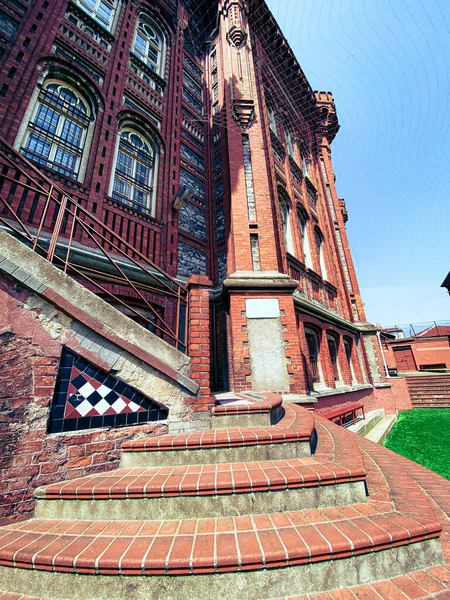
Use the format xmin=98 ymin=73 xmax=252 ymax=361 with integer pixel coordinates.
xmin=384 ymin=409 xmax=450 ymax=480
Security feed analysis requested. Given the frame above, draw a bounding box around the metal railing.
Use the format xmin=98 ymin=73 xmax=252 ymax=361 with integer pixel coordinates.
xmin=383 ymin=321 xmax=450 ymax=340
xmin=0 ymin=137 xmax=188 ymax=351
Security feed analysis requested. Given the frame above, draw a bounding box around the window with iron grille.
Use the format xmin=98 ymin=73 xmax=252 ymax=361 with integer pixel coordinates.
xmin=21 ymin=82 xmax=91 ymax=180
xmin=111 ymin=130 xmax=158 ymax=213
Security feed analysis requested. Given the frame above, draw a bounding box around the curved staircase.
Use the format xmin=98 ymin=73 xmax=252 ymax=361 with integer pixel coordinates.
xmin=0 ymin=395 xmax=447 ymax=599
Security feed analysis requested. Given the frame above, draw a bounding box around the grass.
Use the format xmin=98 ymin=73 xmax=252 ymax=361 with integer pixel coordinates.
xmin=384 ymin=409 xmax=450 ymax=480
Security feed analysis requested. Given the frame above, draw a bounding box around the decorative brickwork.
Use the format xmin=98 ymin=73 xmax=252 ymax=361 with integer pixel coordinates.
xmin=49 ymin=348 xmax=168 ymax=433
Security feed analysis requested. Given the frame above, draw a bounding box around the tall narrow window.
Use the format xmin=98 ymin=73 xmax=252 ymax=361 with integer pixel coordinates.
xmin=315 ymin=228 xmax=328 ymax=280
xmin=298 ymin=207 xmax=313 ymax=268
xmin=133 ymin=19 xmax=165 ymax=76
xmin=305 ymin=328 xmax=320 ymax=384
xmin=267 ymin=103 xmax=277 ymax=135
xmin=300 ymin=143 xmax=309 ymax=177
xmin=284 ymin=123 xmax=295 ymax=158
xmin=21 ymin=82 xmax=91 ymax=180
xmin=75 ymin=0 xmax=116 ymax=30
xmin=278 ymin=188 xmax=295 ymax=256
xmin=327 ymin=333 xmax=340 ymax=382
xmin=344 ymin=337 xmax=357 ymax=383
xmin=111 ymin=129 xmax=158 ymax=214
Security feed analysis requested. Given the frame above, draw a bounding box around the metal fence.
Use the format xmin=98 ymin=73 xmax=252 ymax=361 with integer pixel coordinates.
xmin=383 ymin=321 xmax=450 ymax=339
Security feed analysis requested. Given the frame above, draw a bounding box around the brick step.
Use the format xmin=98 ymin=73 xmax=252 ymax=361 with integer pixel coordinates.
xmin=407 ymin=376 xmax=450 ymax=380
xmin=407 ymin=386 xmax=450 ymax=393
xmin=411 ymin=397 xmax=450 ymax=402
xmin=121 ymin=403 xmax=315 ymax=467
xmin=0 ymin=510 xmax=442 ymax=600
xmin=410 ymin=396 xmax=450 ymax=402
xmin=409 ymin=388 xmax=450 ymax=394
xmin=268 ymin=564 xmax=450 ymax=599
xmin=408 ymin=381 xmax=450 ymax=390
xmin=411 ymin=403 xmax=450 ymax=409
xmin=33 ymin=459 xmax=367 ymax=521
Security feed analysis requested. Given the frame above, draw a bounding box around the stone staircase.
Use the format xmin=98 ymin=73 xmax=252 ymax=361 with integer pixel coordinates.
xmin=0 ymin=395 xmax=446 ymax=599
xmin=349 ymin=408 xmax=397 ymax=444
xmin=406 ymin=374 xmax=450 ymax=408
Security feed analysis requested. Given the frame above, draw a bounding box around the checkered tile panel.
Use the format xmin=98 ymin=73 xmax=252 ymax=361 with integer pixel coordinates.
xmin=48 ymin=348 xmax=168 ymax=433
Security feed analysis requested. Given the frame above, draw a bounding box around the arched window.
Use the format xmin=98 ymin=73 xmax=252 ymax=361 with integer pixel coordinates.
xmin=297 ymin=207 xmax=313 ymax=268
xmin=111 ymin=129 xmax=159 ymax=214
xmin=278 ymin=187 xmax=295 ymax=256
xmin=21 ymin=82 xmax=92 ymax=180
xmin=314 ymin=227 xmax=328 ymax=280
xmin=133 ymin=18 xmax=166 ymax=76
xmin=74 ymin=0 xmax=116 ymax=31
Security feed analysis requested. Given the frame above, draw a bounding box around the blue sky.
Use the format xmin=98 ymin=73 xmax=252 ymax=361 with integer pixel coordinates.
xmin=266 ymin=0 xmax=450 ymax=327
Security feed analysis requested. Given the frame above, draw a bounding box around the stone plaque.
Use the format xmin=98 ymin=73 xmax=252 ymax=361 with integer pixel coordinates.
xmin=245 ymin=298 xmax=280 ymax=319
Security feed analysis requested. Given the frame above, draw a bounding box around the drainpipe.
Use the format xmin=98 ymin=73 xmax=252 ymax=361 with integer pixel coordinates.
xmin=376 ymin=330 xmax=390 ymax=379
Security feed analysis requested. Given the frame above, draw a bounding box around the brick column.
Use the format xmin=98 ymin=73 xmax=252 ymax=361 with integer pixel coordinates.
xmin=186 ymin=275 xmax=213 ymax=411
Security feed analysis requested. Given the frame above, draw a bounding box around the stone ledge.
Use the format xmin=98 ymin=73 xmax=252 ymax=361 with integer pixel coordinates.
xmin=314 ymin=384 xmax=373 ymax=398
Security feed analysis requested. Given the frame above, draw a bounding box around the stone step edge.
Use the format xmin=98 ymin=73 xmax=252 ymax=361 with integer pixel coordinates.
xmin=122 ymin=404 xmax=315 ymax=453
xmin=210 ymin=393 xmax=282 ymax=416
xmin=35 ymin=460 xmax=366 ymax=500
xmin=0 ymin=512 xmax=441 ymax=576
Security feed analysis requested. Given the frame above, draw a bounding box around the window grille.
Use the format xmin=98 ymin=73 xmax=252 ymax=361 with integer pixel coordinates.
xmin=112 ymin=130 xmax=157 ymax=212
xmin=21 ymin=83 xmax=90 ymax=179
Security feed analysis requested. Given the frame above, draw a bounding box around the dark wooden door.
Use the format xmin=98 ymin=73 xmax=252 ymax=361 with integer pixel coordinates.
xmin=393 ymin=346 xmax=417 ymax=371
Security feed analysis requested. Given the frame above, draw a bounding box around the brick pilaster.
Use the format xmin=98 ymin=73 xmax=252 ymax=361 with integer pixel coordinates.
xmin=186 ymin=275 xmax=213 ymax=410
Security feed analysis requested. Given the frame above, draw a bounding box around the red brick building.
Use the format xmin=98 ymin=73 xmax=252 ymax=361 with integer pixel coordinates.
xmin=3 ymin=2 xmax=450 ymax=598
xmin=0 ymin=0 xmax=397 ymax=408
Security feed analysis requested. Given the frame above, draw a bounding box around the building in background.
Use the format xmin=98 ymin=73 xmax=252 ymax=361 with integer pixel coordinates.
xmin=0 ymin=0 xmax=400 ymax=420
xmin=382 ymin=323 xmax=450 ymax=374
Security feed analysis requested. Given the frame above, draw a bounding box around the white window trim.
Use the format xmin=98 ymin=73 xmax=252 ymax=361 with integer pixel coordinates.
xmin=74 ymin=0 xmax=116 ymax=32
xmin=298 ymin=209 xmax=313 ymax=269
xmin=17 ymin=79 xmax=94 ymax=183
xmin=133 ymin=16 xmax=167 ymax=79
xmin=109 ymin=128 xmax=159 ymax=218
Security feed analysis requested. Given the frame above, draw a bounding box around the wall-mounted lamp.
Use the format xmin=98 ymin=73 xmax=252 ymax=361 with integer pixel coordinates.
xmin=173 ymin=185 xmax=194 ymax=211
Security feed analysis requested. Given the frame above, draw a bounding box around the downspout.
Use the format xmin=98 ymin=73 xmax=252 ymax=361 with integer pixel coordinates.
xmin=376 ymin=330 xmax=390 ymax=379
